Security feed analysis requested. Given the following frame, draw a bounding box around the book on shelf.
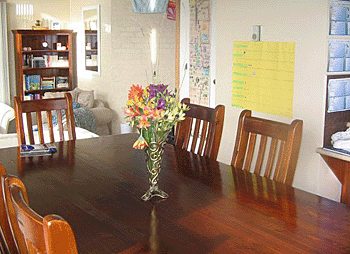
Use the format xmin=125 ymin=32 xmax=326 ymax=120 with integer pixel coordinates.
xmin=33 ymin=56 xmax=46 ymax=68
xmin=41 ymin=76 xmax=55 ymax=90
xmin=22 ymin=54 xmax=69 ymax=68
xmin=56 ymin=76 xmax=69 ymax=88
xmin=23 ymin=74 xmax=41 ymax=90
xmin=20 ymin=143 xmax=57 ymax=157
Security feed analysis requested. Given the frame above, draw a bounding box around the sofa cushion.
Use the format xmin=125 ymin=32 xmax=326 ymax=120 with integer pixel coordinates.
xmin=77 ymin=89 xmax=94 ymax=108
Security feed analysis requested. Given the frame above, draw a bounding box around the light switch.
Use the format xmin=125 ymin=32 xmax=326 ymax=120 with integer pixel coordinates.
xmin=104 ymin=24 xmax=111 ymax=33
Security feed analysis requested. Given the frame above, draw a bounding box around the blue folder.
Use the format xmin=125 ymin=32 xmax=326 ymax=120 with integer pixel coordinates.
xmin=329 ymin=57 xmax=345 ymax=72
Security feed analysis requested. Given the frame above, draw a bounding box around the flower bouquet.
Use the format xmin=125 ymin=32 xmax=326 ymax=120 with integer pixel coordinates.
xmin=124 ymin=84 xmax=189 ymax=201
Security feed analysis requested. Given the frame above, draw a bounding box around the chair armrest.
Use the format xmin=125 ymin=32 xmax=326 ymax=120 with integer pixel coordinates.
xmin=90 ymin=107 xmax=113 ymax=124
xmin=93 ymin=99 xmax=106 ymax=108
xmin=0 ymin=103 xmax=15 ymax=134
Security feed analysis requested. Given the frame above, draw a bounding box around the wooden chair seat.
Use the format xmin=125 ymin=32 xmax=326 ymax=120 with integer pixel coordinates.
xmin=14 ymin=93 xmax=76 ymax=146
xmin=2 ymin=175 xmax=78 ymax=254
xmin=175 ymin=98 xmax=225 ymax=160
xmin=231 ymin=110 xmax=303 ymax=185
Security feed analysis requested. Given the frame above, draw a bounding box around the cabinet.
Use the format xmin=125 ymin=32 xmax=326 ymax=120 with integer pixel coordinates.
xmin=85 ymin=30 xmax=98 ymax=72
xmin=12 ymin=30 xmax=76 ymax=100
xmin=324 ymin=1 xmax=350 ymax=145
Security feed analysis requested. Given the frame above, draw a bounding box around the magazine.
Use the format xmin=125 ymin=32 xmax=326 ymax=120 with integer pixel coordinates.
xmin=20 ymin=143 xmax=57 ymax=157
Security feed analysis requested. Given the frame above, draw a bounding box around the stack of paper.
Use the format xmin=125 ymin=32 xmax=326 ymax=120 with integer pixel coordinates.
xmin=20 ymin=143 xmax=57 ymax=157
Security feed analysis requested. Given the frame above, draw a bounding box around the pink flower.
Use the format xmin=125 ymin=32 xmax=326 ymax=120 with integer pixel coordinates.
xmin=137 ymin=115 xmax=151 ymax=129
xmin=133 ymin=136 xmax=148 ymax=149
xmin=143 ymin=106 xmax=154 ymax=117
xmin=153 ymin=109 xmax=163 ymax=120
xmin=124 ymin=106 xmax=140 ymax=119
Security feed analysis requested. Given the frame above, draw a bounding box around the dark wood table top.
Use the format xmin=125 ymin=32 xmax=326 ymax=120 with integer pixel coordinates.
xmin=0 ymin=134 xmax=349 ymax=253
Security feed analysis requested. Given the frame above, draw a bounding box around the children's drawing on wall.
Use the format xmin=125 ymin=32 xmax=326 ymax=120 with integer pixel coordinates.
xmin=189 ymin=0 xmax=210 ymax=106
xmin=232 ymin=41 xmax=295 ymax=118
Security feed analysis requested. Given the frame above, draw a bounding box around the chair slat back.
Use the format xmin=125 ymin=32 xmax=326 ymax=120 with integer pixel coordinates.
xmin=0 ymin=164 xmax=18 ymax=254
xmin=231 ymin=110 xmax=303 ymax=185
xmin=3 ymin=175 xmax=78 ymax=254
xmin=14 ymin=93 xmax=76 ymax=146
xmin=175 ymin=98 xmax=225 ymax=160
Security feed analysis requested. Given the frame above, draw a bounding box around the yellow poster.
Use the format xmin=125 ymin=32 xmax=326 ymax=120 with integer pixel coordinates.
xmin=232 ymin=41 xmax=295 ymax=118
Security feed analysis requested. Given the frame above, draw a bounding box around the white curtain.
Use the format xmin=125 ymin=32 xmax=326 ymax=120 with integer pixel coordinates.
xmin=0 ymin=1 xmax=9 ymax=104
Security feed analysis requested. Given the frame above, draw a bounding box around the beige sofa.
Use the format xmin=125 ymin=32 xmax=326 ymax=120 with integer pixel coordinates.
xmin=44 ymin=88 xmax=114 ymax=135
xmin=0 ymin=102 xmax=15 ymax=134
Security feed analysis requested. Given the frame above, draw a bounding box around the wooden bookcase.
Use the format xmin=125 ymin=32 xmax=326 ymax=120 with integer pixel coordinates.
xmin=12 ymin=29 xmax=76 ymax=100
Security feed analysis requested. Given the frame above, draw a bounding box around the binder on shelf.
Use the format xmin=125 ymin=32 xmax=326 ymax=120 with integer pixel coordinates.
xmin=328 ymin=57 xmax=345 ymax=72
xmin=327 ymin=78 xmax=350 ymax=112
xmin=328 ymin=78 xmax=347 ymax=97
xmin=329 ymin=96 xmax=345 ymax=112
xmin=330 ymin=21 xmax=347 ymax=35
xmin=329 ymin=41 xmax=346 ymax=57
xmin=330 ymin=4 xmax=348 ymax=21
xmin=345 ymin=58 xmax=350 ymax=71
xmin=346 ymin=96 xmax=350 ymax=109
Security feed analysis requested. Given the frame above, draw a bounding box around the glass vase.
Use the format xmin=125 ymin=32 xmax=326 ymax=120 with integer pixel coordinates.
xmin=141 ymin=129 xmax=170 ymax=201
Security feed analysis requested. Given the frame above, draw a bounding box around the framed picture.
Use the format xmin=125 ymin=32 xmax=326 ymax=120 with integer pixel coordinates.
xmin=51 ymin=21 xmax=61 ymax=30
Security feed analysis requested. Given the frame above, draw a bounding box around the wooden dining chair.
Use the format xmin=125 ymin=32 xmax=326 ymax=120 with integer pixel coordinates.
xmin=174 ymin=98 xmax=225 ymax=160
xmin=14 ymin=93 xmax=76 ymax=146
xmin=3 ymin=175 xmax=78 ymax=254
xmin=0 ymin=164 xmax=18 ymax=254
xmin=231 ymin=110 xmax=303 ymax=185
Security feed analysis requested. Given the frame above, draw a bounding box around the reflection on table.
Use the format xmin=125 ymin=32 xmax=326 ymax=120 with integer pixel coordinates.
xmin=0 ymin=134 xmax=348 ymax=253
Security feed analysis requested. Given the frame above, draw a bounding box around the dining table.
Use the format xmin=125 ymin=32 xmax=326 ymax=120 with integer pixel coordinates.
xmin=0 ymin=133 xmax=349 ymax=253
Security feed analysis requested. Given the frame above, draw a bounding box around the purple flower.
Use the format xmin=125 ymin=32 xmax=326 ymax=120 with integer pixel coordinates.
xmin=148 ymin=84 xmax=169 ymax=99
xmin=157 ymin=98 xmax=166 ymax=109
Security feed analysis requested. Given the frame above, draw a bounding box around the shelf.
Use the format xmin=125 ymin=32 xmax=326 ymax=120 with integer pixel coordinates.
xmin=22 ymin=50 xmax=69 ymax=53
xmin=328 ymin=36 xmax=350 ymax=39
xmin=86 ymin=49 xmax=98 ymax=52
xmin=23 ymin=67 xmax=69 ymax=71
xmin=330 ymin=0 xmax=350 ymax=5
xmin=85 ymin=30 xmax=97 ymax=34
xmin=327 ymin=72 xmax=350 ymax=75
xmin=25 ymin=88 xmax=70 ymax=94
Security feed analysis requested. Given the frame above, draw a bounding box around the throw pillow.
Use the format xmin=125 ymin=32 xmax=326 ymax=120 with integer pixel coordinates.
xmin=69 ymin=87 xmax=82 ymax=102
xmin=77 ymin=89 xmax=94 ymax=108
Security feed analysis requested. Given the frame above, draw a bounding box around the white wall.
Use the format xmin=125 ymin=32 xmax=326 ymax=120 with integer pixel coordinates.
xmin=215 ymin=0 xmax=341 ymax=202
xmin=70 ymin=0 xmax=176 ymax=133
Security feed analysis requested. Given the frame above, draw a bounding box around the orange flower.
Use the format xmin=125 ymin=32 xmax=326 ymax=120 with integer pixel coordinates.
xmin=137 ymin=115 xmax=151 ymax=129
xmin=133 ymin=136 xmax=148 ymax=149
xmin=128 ymin=84 xmax=144 ymax=100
